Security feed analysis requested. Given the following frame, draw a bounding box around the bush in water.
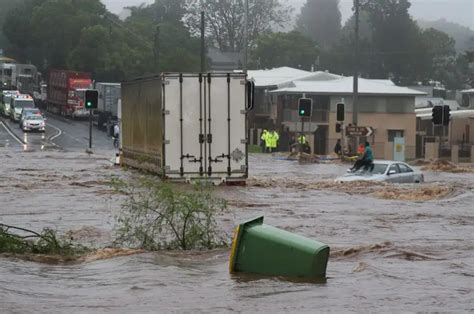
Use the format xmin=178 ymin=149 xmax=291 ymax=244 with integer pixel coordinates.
xmin=112 ymin=178 xmax=228 ymax=251
xmin=0 ymin=224 xmax=89 ymax=256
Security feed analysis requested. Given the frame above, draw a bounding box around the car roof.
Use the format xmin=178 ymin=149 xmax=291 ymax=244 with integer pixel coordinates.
xmin=373 ymin=160 xmax=410 ymax=165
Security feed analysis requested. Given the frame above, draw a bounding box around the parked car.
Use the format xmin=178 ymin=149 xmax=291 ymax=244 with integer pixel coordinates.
xmin=336 ymin=160 xmax=424 ymax=184
xmin=21 ymin=114 xmax=45 ymax=132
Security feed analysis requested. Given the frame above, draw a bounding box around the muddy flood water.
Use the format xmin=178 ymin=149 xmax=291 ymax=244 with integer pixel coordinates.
xmin=1 ymin=149 xmax=473 ymax=313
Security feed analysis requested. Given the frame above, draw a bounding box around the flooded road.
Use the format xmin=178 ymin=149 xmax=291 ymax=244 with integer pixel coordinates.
xmin=1 ymin=150 xmax=473 ymax=312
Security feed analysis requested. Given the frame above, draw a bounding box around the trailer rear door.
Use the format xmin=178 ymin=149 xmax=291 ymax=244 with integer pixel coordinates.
xmin=162 ymin=73 xmax=248 ymax=181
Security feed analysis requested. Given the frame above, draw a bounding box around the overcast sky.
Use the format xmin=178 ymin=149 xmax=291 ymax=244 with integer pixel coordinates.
xmin=102 ymin=0 xmax=473 ymax=30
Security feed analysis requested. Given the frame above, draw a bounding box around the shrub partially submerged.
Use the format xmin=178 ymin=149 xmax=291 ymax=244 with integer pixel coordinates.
xmin=0 ymin=224 xmax=89 ymax=256
xmin=112 ymin=178 xmax=228 ymax=251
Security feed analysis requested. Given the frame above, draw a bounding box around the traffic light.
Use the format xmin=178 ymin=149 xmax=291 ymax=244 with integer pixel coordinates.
xmin=85 ymin=89 xmax=98 ymax=110
xmin=335 ymin=123 xmax=342 ymax=133
xmin=336 ymin=103 xmax=344 ymax=122
xmin=443 ymin=105 xmax=451 ymax=126
xmin=432 ymin=106 xmax=443 ymax=125
xmin=298 ymin=98 xmax=313 ymax=117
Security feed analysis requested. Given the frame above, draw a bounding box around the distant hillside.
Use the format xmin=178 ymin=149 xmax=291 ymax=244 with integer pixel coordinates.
xmin=418 ymin=19 xmax=474 ymax=53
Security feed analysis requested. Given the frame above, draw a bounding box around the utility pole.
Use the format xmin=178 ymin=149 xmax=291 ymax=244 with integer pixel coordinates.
xmin=200 ymin=0 xmax=206 ymax=73
xmin=153 ymin=25 xmax=160 ymax=72
xmin=353 ymin=0 xmax=360 ymax=127
xmin=243 ymin=0 xmax=249 ymax=73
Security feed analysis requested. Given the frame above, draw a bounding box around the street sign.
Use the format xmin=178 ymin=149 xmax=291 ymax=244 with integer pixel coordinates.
xmin=346 ymin=126 xmax=374 ymax=137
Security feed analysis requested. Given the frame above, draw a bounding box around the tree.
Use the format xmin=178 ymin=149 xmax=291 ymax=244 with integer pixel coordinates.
xmin=186 ymin=0 xmax=291 ymax=52
xmin=124 ymin=1 xmax=201 ymax=73
xmin=250 ymin=31 xmax=319 ymax=70
xmin=361 ymin=0 xmax=427 ymax=83
xmin=3 ymin=0 xmax=201 ymax=81
xmin=296 ymin=0 xmax=341 ymax=49
xmin=421 ymin=28 xmax=456 ymax=82
xmin=0 ymin=0 xmax=23 ymax=49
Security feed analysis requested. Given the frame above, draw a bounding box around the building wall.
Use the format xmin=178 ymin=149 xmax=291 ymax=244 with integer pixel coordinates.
xmin=249 ymin=92 xmax=418 ymax=159
xmin=450 ymin=117 xmax=474 ymax=145
xmin=328 ymin=95 xmax=417 ymax=160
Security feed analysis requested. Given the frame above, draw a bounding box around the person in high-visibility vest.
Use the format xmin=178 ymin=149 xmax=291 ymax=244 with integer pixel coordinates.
xmin=298 ymin=135 xmax=306 ymax=144
xmin=260 ymin=129 xmax=269 ymax=153
xmin=265 ymin=130 xmax=278 ymax=153
xmin=271 ymin=130 xmax=279 ymax=151
xmin=260 ymin=129 xmax=268 ymax=153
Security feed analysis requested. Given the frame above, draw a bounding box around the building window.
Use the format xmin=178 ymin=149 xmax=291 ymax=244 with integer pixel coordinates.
xmin=388 ymin=130 xmax=404 ymax=142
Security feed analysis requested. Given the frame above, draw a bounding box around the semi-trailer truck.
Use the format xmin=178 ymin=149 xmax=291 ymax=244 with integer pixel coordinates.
xmin=46 ymin=69 xmax=92 ymax=118
xmin=94 ymin=82 xmax=121 ymax=133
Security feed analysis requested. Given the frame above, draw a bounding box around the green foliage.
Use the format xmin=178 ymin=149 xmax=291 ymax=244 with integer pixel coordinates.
xmin=0 ymin=224 xmax=89 ymax=256
xmin=296 ymin=0 xmax=342 ymax=49
xmin=112 ymin=178 xmax=228 ymax=251
xmin=251 ymin=31 xmax=319 ymax=70
xmin=0 ymin=0 xmax=22 ymax=48
xmin=319 ymin=0 xmax=471 ymax=89
xmin=2 ymin=0 xmax=200 ymax=81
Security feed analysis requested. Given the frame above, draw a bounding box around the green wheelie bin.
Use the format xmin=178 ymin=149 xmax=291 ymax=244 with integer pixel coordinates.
xmin=229 ymin=216 xmax=330 ymax=278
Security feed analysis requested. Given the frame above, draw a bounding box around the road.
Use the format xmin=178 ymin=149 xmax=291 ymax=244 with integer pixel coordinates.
xmin=0 ymin=112 xmax=115 ymax=152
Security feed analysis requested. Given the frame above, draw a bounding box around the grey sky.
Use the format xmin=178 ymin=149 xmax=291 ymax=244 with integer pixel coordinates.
xmin=101 ymin=0 xmax=474 ymax=30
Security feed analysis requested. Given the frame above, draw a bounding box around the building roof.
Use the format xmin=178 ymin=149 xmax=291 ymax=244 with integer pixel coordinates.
xmin=415 ymin=97 xmax=460 ymax=110
xmin=248 ymin=67 xmax=311 ymax=87
xmin=271 ymin=76 xmax=426 ymax=96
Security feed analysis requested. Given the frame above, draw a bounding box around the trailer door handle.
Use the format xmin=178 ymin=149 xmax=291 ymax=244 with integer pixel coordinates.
xmin=246 ymin=81 xmax=255 ymax=111
xmin=199 ymin=134 xmax=205 ymax=144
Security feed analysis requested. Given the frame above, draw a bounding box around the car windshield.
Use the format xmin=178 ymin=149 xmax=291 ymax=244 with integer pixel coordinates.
xmin=14 ymin=100 xmax=35 ymax=109
xmin=23 ymin=109 xmax=40 ymax=114
xmin=353 ymin=163 xmax=388 ymax=175
xmin=26 ymin=115 xmax=44 ymax=121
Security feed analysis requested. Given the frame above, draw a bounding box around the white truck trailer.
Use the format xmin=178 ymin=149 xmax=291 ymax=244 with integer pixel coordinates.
xmin=94 ymin=82 xmax=121 ymax=132
xmin=121 ymin=73 xmax=254 ymax=184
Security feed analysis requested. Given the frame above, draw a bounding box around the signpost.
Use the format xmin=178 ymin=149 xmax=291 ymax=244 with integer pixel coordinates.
xmin=346 ymin=126 xmax=374 ymax=137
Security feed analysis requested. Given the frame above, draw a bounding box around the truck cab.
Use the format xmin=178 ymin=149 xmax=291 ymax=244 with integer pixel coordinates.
xmin=10 ymin=94 xmax=35 ymax=122
xmin=1 ymin=90 xmax=19 ymax=117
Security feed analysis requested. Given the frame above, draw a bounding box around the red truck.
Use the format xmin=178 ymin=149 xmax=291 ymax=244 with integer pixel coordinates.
xmin=46 ymin=69 xmax=92 ymax=118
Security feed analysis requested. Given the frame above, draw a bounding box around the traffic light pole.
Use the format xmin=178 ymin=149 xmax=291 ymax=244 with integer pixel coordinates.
xmin=300 ymin=118 xmax=305 ymax=153
xmin=89 ymin=109 xmax=92 ymax=149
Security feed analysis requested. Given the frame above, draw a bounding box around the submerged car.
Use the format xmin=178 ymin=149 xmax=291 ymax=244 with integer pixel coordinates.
xmin=22 ymin=114 xmax=46 ymax=132
xmin=336 ymin=160 xmax=424 ymax=184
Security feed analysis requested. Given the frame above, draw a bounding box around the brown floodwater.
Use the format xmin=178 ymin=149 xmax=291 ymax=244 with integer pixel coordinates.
xmin=1 ymin=150 xmax=473 ymax=312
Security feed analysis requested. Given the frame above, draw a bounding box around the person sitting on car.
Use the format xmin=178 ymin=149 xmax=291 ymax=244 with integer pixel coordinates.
xmin=349 ymin=142 xmax=374 ymax=172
